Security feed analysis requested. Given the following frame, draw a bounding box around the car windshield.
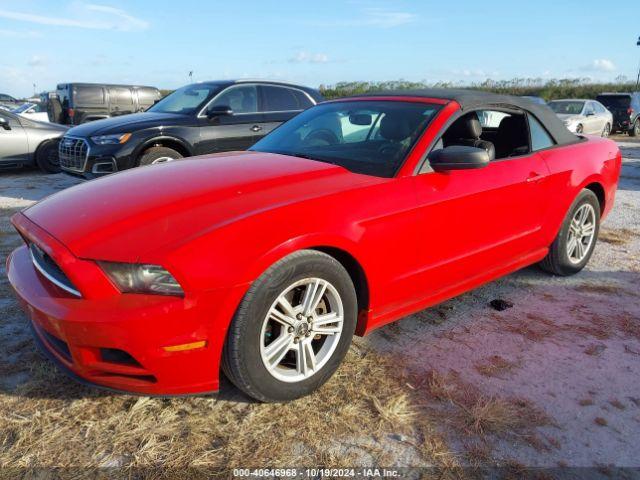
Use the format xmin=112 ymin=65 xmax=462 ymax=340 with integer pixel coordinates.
xmin=548 ymin=101 xmax=585 ymax=115
xmin=147 ymin=84 xmax=224 ymax=115
xmin=596 ymin=95 xmax=631 ymax=109
xmin=249 ymin=100 xmax=441 ymax=178
xmin=12 ymin=103 xmax=33 ymax=114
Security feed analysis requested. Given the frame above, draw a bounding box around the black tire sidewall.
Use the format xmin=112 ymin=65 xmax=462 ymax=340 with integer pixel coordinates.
xmin=225 ymin=252 xmax=357 ymax=402
xmin=553 ymin=190 xmax=600 ymax=274
xmin=138 ymin=147 xmax=183 ymax=166
xmin=36 ymin=141 xmax=61 ymax=173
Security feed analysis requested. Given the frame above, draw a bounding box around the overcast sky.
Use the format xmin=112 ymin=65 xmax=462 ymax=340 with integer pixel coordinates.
xmin=0 ymin=0 xmax=638 ymax=97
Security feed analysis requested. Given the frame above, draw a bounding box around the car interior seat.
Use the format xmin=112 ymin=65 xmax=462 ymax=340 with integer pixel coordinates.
xmin=495 ymin=115 xmax=529 ymax=158
xmin=442 ymin=113 xmax=496 ymax=161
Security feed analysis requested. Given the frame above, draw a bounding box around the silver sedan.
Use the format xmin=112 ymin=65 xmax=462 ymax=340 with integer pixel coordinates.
xmin=548 ymin=99 xmax=613 ymax=136
xmin=0 ymin=110 xmax=67 ymax=173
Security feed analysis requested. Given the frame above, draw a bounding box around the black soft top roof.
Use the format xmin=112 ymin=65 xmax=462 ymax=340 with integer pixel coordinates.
xmin=354 ymin=88 xmax=578 ymax=146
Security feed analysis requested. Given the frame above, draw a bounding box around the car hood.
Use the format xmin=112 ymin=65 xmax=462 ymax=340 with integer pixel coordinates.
xmin=556 ymin=114 xmax=583 ymax=123
xmin=66 ymin=112 xmax=192 ymax=137
xmin=22 ymin=152 xmax=379 ymax=261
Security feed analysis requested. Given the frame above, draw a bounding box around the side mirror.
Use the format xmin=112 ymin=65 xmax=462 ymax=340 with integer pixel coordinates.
xmin=586 ymin=111 xmax=594 ymax=116
xmin=0 ymin=117 xmax=10 ymax=130
xmin=428 ymin=146 xmax=490 ymax=172
xmin=206 ymin=105 xmax=233 ymax=118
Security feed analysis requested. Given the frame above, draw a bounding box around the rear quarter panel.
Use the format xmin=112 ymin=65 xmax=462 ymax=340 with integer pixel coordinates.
xmin=538 ymin=136 xmax=621 ymax=245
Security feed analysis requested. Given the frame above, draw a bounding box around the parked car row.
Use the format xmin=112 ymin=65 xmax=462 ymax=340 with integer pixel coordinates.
xmin=57 ymin=80 xmax=323 ymax=177
xmin=547 ymin=99 xmax=613 ymax=136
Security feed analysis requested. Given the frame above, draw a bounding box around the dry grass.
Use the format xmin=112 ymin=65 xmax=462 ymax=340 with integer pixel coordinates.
xmin=598 ymin=228 xmax=638 ymax=246
xmin=0 ymin=341 xmax=462 ymax=475
xmin=423 ymin=370 xmax=550 ymax=438
xmin=474 ymin=356 xmax=520 ymax=378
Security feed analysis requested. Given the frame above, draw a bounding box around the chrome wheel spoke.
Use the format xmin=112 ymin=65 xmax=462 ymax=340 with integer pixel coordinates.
xmin=567 ymin=236 xmax=578 ymax=258
xmin=582 ymin=223 xmax=595 ymax=237
xmin=301 ymin=279 xmax=327 ymax=316
xmin=313 ymin=312 xmax=343 ymax=335
xmin=264 ymin=334 xmax=294 ymax=368
xmin=296 ymin=340 xmax=316 ymax=376
xmin=268 ymin=306 xmax=296 ymax=328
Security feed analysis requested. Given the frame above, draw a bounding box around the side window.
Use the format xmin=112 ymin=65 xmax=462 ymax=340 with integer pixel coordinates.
xmin=293 ymin=90 xmax=314 ymax=109
xmin=210 ymin=85 xmax=258 ymax=114
xmin=584 ymin=102 xmax=595 ymax=115
xmin=74 ymin=86 xmax=105 ymax=105
xmin=477 ymin=110 xmax=509 ymax=128
xmin=528 ymin=114 xmax=555 ymax=151
xmin=137 ymin=88 xmax=160 ymax=107
xmin=594 ymin=103 xmax=606 ymax=114
xmin=439 ymin=110 xmax=530 ymax=159
xmin=108 ymin=87 xmax=134 ymax=108
xmin=262 ymin=86 xmax=302 ymax=112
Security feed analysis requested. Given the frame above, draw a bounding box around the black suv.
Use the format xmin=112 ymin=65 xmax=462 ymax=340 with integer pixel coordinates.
xmin=53 ymin=83 xmax=161 ymax=125
xmin=59 ymin=80 xmax=323 ymax=177
xmin=595 ymin=92 xmax=640 ymax=136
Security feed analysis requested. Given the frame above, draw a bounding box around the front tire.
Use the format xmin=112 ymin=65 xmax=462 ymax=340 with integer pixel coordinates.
xmin=222 ymin=250 xmax=357 ymax=402
xmin=601 ymin=123 xmax=610 ymax=137
xmin=575 ymin=124 xmax=584 ymax=134
xmin=630 ymin=119 xmax=640 ymax=137
xmin=539 ymin=189 xmax=600 ymax=276
xmin=35 ymin=141 xmax=61 ymax=173
xmin=138 ymin=146 xmax=183 ymax=166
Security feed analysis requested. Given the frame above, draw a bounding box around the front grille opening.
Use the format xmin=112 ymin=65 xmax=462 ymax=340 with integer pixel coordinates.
xmin=58 ymin=136 xmax=89 ymax=172
xmin=41 ymin=329 xmax=72 ymax=362
xmin=30 ymin=243 xmax=81 ymax=297
xmin=100 ymin=348 xmax=142 ymax=367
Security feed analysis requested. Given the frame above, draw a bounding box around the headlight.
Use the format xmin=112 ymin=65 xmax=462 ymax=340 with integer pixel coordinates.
xmin=98 ymin=262 xmax=184 ymax=296
xmin=91 ymin=133 xmax=132 ymax=145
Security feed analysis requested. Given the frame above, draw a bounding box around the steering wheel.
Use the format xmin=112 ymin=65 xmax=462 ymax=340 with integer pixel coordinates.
xmin=303 ymin=129 xmax=340 ymax=147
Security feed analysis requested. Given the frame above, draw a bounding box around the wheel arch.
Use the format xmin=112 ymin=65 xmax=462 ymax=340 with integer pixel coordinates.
xmin=583 ymin=181 xmax=605 ymax=216
xmin=134 ymin=136 xmax=193 ymax=163
xmin=311 ymin=246 xmax=370 ymax=336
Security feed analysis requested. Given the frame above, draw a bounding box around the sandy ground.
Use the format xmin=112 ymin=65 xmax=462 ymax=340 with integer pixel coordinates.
xmin=0 ymin=136 xmax=639 ymax=475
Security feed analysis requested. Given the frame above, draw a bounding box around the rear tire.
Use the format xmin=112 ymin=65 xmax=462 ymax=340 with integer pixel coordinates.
xmin=630 ymin=119 xmax=640 ymax=137
xmin=35 ymin=141 xmax=61 ymax=173
xmin=222 ymin=250 xmax=357 ymax=402
xmin=138 ymin=146 xmax=183 ymax=166
xmin=539 ymin=189 xmax=600 ymax=276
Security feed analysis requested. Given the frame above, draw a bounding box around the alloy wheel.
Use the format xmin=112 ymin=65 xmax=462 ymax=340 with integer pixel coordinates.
xmin=151 ymin=156 xmax=175 ymax=164
xmin=602 ymin=124 xmax=610 ymax=137
xmin=566 ymin=203 xmax=596 ymax=264
xmin=259 ymin=277 xmax=344 ymax=383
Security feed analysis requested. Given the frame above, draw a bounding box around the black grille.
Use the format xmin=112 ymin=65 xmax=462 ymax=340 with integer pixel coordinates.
xmin=30 ymin=243 xmax=81 ymax=296
xmin=59 ymin=136 xmax=89 ymax=172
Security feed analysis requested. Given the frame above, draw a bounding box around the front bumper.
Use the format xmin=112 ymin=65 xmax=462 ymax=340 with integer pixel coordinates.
xmin=60 ymin=139 xmax=137 ymax=178
xmin=5 ymin=216 xmax=247 ymax=395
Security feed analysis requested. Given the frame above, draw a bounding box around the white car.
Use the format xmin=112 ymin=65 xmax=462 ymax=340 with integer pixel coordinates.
xmin=548 ymin=99 xmax=613 ymax=136
xmin=11 ymin=102 xmax=50 ymax=123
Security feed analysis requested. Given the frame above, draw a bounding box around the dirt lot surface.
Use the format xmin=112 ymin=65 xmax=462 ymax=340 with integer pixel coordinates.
xmin=0 ymin=136 xmax=639 ymax=478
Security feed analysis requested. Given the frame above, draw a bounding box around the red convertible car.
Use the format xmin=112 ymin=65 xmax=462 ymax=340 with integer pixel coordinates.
xmin=7 ymin=90 xmax=621 ymax=402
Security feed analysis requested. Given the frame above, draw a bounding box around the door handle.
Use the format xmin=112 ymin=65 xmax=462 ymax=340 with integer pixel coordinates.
xmin=526 ymin=172 xmax=545 ymax=183
xmin=251 ymin=125 xmax=263 ymax=132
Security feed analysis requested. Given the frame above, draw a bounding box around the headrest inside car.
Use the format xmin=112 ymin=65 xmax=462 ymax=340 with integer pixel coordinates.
xmin=380 ymin=113 xmax=412 ymax=141
xmin=445 ymin=113 xmax=482 ymax=140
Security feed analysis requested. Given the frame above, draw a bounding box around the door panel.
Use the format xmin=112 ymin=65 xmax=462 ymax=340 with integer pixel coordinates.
xmin=411 ymin=153 xmax=550 ymax=295
xmin=196 ymin=114 xmax=262 ymax=154
xmin=0 ymin=115 xmax=29 ymax=163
